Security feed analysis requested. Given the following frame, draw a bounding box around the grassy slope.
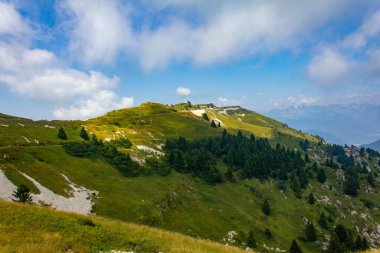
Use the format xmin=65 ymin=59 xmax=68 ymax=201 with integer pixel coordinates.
xmin=0 ymin=201 xmax=244 ymax=253
xmin=1 ymin=145 xmax=379 ymax=252
xmin=0 ymin=102 xmax=379 ymax=252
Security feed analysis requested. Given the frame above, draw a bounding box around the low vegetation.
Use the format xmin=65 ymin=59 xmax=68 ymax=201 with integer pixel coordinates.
xmin=0 ymin=201 xmax=245 ymax=253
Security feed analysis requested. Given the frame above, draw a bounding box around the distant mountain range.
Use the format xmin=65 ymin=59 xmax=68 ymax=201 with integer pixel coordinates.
xmin=362 ymin=139 xmax=380 ymax=151
xmin=267 ymin=103 xmax=380 ymax=145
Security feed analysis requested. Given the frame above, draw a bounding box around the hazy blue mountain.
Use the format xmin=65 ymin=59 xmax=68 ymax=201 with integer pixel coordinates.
xmin=267 ymin=104 xmax=380 ymax=145
xmin=304 ymin=129 xmax=345 ymax=145
xmin=362 ymin=139 xmax=380 ymax=151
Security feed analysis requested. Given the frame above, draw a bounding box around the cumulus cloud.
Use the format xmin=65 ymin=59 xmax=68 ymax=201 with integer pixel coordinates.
xmin=0 ymin=3 xmax=134 ymax=119
xmin=0 ymin=2 xmax=31 ymax=36
xmin=0 ymin=43 xmax=134 ymax=119
xmin=343 ymin=10 xmax=380 ymax=50
xmin=53 ymin=91 xmax=133 ymax=120
xmin=308 ymin=47 xmax=350 ymax=84
xmin=217 ymin=97 xmax=243 ymax=106
xmin=308 ymin=10 xmax=380 ymax=85
xmin=62 ymin=0 xmax=134 ymax=65
xmin=61 ymin=0 xmax=349 ymax=69
xmin=176 ymin=86 xmax=191 ymax=96
xmin=272 ymin=95 xmax=320 ymax=108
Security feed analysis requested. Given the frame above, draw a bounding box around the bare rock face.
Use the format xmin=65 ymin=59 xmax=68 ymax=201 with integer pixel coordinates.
xmin=0 ymin=168 xmax=98 ymax=214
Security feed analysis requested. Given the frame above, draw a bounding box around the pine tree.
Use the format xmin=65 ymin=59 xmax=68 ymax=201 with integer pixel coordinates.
xmin=355 ymin=235 xmax=362 ymax=251
xmin=12 ymin=184 xmax=32 ymax=203
xmin=264 ymin=228 xmax=272 ymax=239
xmin=211 ymin=120 xmax=217 ymax=128
xmin=202 ymin=113 xmax=209 ymax=121
xmin=334 ymin=224 xmax=348 ymax=244
xmin=262 ymin=198 xmax=271 ymax=216
xmin=80 ymin=127 xmax=89 ymax=140
xmin=289 ymin=240 xmax=302 ymax=253
xmin=91 ymin=134 xmax=99 ymax=145
xmin=308 ymin=192 xmax=315 ymax=205
xmin=311 ymin=162 xmax=318 ymax=172
xmin=305 ymin=221 xmax=317 ymax=242
xmin=187 ymin=101 xmax=192 ymax=108
xmin=326 ymin=234 xmax=345 ymax=253
xmin=247 ymin=229 xmax=257 ymax=248
xmin=225 ymin=167 xmax=236 ymax=183
xmin=58 ymin=127 xmax=67 ymax=140
xmin=305 ymin=153 xmax=310 ymax=163
xmin=367 ymin=172 xmax=375 ymax=187
xmin=346 ymin=230 xmax=355 ymax=251
xmin=344 ymin=174 xmax=359 ymax=196
xmin=318 ymin=212 xmax=328 ymax=230
xmin=317 ymin=168 xmax=326 ymax=183
xmin=362 ymin=236 xmax=369 ymax=250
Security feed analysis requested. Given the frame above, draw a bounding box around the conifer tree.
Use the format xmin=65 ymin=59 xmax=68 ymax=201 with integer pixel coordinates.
xmin=308 ymin=192 xmax=315 ymax=205
xmin=318 ymin=212 xmax=328 ymax=230
xmin=334 ymin=224 xmax=348 ymax=244
xmin=58 ymin=127 xmax=67 ymax=140
xmin=264 ymin=228 xmax=272 ymax=239
xmin=225 ymin=167 xmax=235 ymax=183
xmin=289 ymin=240 xmax=302 ymax=253
xmin=344 ymin=174 xmax=359 ymax=196
xmin=367 ymin=172 xmax=375 ymax=187
xmin=247 ymin=229 xmax=257 ymax=248
xmin=305 ymin=153 xmax=310 ymax=163
xmin=311 ymin=162 xmax=318 ymax=172
xmin=91 ymin=134 xmax=99 ymax=145
xmin=317 ymin=168 xmax=326 ymax=183
xmin=362 ymin=236 xmax=369 ymax=250
xmin=262 ymin=198 xmax=271 ymax=216
xmin=326 ymin=234 xmax=344 ymax=253
xmin=12 ymin=184 xmax=32 ymax=203
xmin=355 ymin=235 xmax=362 ymax=251
xmin=202 ymin=113 xmax=209 ymax=121
xmin=305 ymin=221 xmax=317 ymax=242
xmin=80 ymin=127 xmax=89 ymax=140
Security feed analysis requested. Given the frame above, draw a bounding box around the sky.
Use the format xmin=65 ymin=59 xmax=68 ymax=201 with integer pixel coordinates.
xmin=1 ymin=0 xmax=380 ymax=120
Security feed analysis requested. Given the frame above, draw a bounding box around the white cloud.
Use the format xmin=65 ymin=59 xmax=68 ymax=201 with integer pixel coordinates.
xmin=0 ymin=3 xmax=134 ymax=119
xmin=308 ymin=47 xmax=350 ymax=84
xmin=343 ymin=10 xmax=380 ymax=50
xmin=0 ymin=43 xmax=119 ymax=102
xmin=60 ymin=0 xmax=349 ymax=69
xmin=0 ymin=2 xmax=31 ymax=36
xmin=62 ymin=0 xmax=134 ymax=65
xmin=307 ymin=10 xmax=380 ymax=85
xmin=272 ymin=95 xmax=320 ymax=108
xmin=53 ymin=91 xmax=133 ymax=120
xmin=176 ymin=86 xmax=191 ymax=96
xmin=217 ymin=97 xmax=243 ymax=106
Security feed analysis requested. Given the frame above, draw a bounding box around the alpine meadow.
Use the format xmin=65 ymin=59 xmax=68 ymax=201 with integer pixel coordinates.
xmin=1 ymin=1 xmax=380 ymax=253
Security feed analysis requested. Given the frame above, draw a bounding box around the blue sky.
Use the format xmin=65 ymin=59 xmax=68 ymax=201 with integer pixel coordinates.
xmin=1 ymin=0 xmax=380 ymax=119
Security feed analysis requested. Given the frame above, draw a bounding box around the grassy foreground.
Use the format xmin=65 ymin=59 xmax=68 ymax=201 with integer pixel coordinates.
xmin=0 ymin=201 xmax=245 ymax=253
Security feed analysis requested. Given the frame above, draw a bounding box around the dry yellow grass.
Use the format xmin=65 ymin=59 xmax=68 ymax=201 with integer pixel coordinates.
xmin=0 ymin=200 xmax=246 ymax=253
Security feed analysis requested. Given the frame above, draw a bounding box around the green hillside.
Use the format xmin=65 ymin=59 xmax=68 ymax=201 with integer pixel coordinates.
xmin=0 ymin=201 xmax=244 ymax=253
xmin=0 ymin=102 xmax=379 ymax=253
